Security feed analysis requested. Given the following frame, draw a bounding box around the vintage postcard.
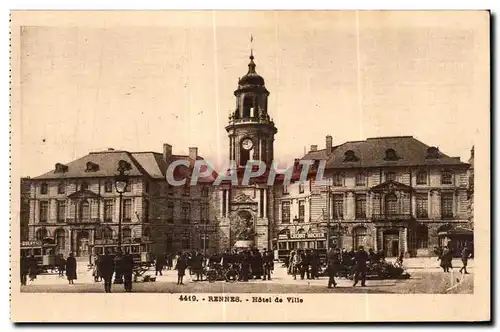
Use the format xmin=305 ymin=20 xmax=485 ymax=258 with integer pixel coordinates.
xmin=10 ymin=10 xmax=490 ymax=322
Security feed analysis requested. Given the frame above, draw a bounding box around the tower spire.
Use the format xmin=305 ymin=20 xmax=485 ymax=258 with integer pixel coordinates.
xmin=248 ymin=34 xmax=256 ymax=73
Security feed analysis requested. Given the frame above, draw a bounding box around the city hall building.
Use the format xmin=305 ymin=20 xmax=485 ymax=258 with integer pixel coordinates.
xmin=21 ymin=52 xmax=473 ymax=258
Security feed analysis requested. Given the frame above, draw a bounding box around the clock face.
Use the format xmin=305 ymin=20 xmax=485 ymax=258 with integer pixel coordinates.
xmin=241 ymin=138 xmax=254 ymax=150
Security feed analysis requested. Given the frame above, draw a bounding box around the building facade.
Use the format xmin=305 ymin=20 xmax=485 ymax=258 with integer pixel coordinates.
xmin=274 ymin=136 xmax=471 ymax=257
xmin=26 ymin=146 xmax=219 ymax=257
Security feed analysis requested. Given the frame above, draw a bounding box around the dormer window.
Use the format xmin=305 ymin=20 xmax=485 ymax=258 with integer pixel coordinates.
xmin=426 ymin=146 xmax=440 ymax=159
xmin=54 ymin=163 xmax=68 ymax=173
xmin=81 ymin=182 xmax=89 ymax=191
xmin=384 ymin=148 xmax=400 ymax=161
xmin=343 ymin=150 xmax=359 ymax=162
xmin=85 ymin=162 xmax=99 ymax=172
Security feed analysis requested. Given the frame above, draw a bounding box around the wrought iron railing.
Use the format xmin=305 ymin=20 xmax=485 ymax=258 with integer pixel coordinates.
xmin=371 ymin=214 xmax=413 ymax=221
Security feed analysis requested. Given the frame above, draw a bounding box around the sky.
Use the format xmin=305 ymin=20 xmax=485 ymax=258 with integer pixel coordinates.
xmin=14 ymin=11 xmax=489 ymax=177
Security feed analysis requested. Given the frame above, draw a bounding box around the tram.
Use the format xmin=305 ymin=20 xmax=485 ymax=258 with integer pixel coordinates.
xmin=88 ymin=237 xmax=155 ymax=267
xmin=20 ymin=239 xmax=58 ymax=273
xmin=275 ymin=232 xmax=328 ymax=265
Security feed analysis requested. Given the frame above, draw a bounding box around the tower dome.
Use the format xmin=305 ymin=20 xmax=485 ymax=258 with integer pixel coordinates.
xmin=238 ymin=52 xmax=265 ymax=87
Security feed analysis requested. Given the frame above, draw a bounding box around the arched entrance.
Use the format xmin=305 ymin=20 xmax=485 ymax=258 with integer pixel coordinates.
xmin=76 ymin=230 xmax=90 ymax=257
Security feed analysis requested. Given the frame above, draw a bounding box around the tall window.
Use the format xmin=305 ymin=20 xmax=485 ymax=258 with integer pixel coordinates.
xmin=385 ymin=172 xmax=396 ymax=182
xmin=57 ymin=201 xmax=66 ymax=222
xmin=416 ymin=193 xmax=428 ymax=218
xmin=80 ymin=200 xmax=90 ymax=221
xmin=299 ymin=183 xmax=304 ymax=194
xmin=143 ymin=200 xmax=149 ymax=222
xmin=104 ymin=200 xmax=114 ymax=222
xmin=356 ymin=173 xmax=366 ymax=186
xmin=281 ymin=201 xmax=290 ymax=223
xmin=39 ymin=201 xmax=49 ymax=222
xmin=201 ymin=186 xmax=209 ymax=197
xmin=416 ymin=224 xmax=429 ymax=249
xmin=55 ymin=229 xmax=65 ymax=252
xmin=57 ymin=182 xmax=65 ymax=194
xmin=441 ymin=170 xmax=453 ymax=185
xmin=385 ymin=193 xmax=398 ymax=216
xmin=123 ymin=199 xmax=132 ymax=221
xmin=200 ymin=234 xmax=209 ymax=250
xmin=36 ymin=228 xmax=48 ymax=240
xmin=332 ymin=173 xmax=343 ymax=187
xmin=441 ymin=192 xmax=454 ymax=218
xmin=167 ymin=201 xmax=174 ymax=223
xmin=182 ymin=202 xmax=191 ymax=224
xmin=104 ymin=181 xmax=113 ymax=193
xmin=125 ymin=182 xmax=132 ymax=192
xmin=103 ymin=226 xmax=113 ymax=239
xmin=40 ymin=183 xmax=48 ymax=195
xmin=181 ymin=232 xmax=191 ymax=249
xmin=355 ymin=194 xmax=366 ymax=219
xmin=416 ymin=171 xmax=427 ymax=185
xmin=333 ymin=194 xmax=344 ymax=219
xmin=298 ymin=200 xmax=305 ymax=222
xmin=200 ymin=202 xmax=209 ymax=223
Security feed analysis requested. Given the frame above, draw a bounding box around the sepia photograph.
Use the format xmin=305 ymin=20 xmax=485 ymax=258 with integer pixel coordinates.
xmin=10 ymin=10 xmax=490 ymax=322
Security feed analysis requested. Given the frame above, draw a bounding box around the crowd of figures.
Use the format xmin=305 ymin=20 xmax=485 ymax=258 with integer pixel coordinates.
xmin=20 ymin=252 xmax=78 ymax=286
xmin=436 ymin=243 xmax=473 ymax=274
xmin=152 ymin=248 xmax=276 ymax=285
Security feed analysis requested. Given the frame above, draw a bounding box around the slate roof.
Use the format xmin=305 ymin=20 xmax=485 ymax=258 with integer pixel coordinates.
xmin=33 ymin=149 xmax=218 ymax=182
xmin=301 ymin=136 xmax=468 ymax=169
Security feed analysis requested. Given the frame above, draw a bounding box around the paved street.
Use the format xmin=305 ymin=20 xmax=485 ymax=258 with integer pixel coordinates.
xmin=20 ymin=258 xmax=473 ymax=294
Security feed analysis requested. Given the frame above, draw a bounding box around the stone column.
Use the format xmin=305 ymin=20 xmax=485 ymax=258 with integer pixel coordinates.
xmin=68 ymin=229 xmax=73 ymax=253
xmin=411 ymin=194 xmax=417 ymax=217
xmin=257 ymin=189 xmax=261 ymax=218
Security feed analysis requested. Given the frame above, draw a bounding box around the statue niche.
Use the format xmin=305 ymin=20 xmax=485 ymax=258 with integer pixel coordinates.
xmin=231 ymin=210 xmax=256 ymax=243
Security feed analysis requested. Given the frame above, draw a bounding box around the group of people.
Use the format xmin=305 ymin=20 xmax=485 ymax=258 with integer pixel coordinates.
xmin=20 ymin=252 xmax=77 ymax=286
xmin=287 ymin=249 xmax=322 ymax=280
xmin=92 ymin=248 xmax=136 ymax=292
xmin=437 ymin=243 xmax=473 ymax=274
xmin=160 ymin=248 xmax=275 ymax=284
xmin=324 ymin=246 xmax=373 ymax=288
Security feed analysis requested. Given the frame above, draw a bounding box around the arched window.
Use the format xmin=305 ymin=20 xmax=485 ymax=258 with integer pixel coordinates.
xmin=57 ymin=182 xmax=65 ymax=194
xmin=79 ymin=200 xmax=90 ymax=221
xmin=242 ymin=95 xmax=253 ymax=118
xmin=352 ymin=226 xmax=367 ymax=250
xmin=385 ymin=193 xmax=398 ymax=216
xmin=55 ymin=229 xmax=65 ymax=252
xmin=36 ymin=228 xmax=48 ymax=240
xmin=384 ymin=148 xmax=399 ymax=161
xmin=81 ymin=182 xmax=89 ymax=190
xmin=416 ymin=224 xmax=429 ymax=249
xmin=122 ymin=227 xmax=132 ymax=239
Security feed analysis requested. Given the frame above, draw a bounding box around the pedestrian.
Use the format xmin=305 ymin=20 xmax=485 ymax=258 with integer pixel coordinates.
xmin=28 ymin=254 xmax=38 ymax=282
xmin=99 ymin=249 xmax=115 ymax=293
xmin=287 ymin=250 xmax=296 ymax=275
xmin=353 ymin=246 xmax=369 ymax=287
xmin=326 ymin=248 xmax=340 ymax=288
xmin=293 ymin=249 xmax=303 ymax=280
xmin=122 ymin=249 xmax=134 ymax=292
xmin=175 ymin=253 xmax=188 ymax=285
xmin=301 ymin=249 xmax=311 ymax=280
xmin=459 ymin=243 xmax=472 ymax=274
xmin=310 ymin=249 xmax=319 ymax=279
xmin=193 ymin=252 xmax=204 ymax=281
xmin=438 ymin=246 xmax=453 ymax=272
xmin=155 ymin=253 xmax=164 ymax=276
xmin=20 ymin=252 xmax=29 ymax=286
xmin=93 ymin=254 xmax=101 ymax=282
xmin=262 ymin=249 xmax=272 ymax=281
xmin=57 ymin=253 xmax=65 ymax=277
xmin=240 ymin=251 xmax=250 ymax=282
xmin=65 ymin=252 xmax=77 ymax=285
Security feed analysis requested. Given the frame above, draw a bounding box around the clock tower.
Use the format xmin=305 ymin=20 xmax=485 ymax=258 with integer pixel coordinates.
xmin=225 ymin=51 xmax=277 ymax=167
xmin=218 ymin=50 xmax=277 ymax=250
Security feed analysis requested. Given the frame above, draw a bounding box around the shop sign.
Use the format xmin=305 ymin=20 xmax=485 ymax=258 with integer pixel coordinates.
xmin=21 ymin=240 xmax=42 ymax=247
xmin=290 ymin=232 xmax=325 ymax=239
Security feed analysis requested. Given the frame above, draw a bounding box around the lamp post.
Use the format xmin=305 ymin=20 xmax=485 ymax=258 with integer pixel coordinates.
xmin=113 ymin=160 xmax=130 ymax=284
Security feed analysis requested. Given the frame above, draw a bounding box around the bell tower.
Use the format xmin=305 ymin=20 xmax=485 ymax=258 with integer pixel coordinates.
xmin=225 ymin=51 xmax=277 ymax=167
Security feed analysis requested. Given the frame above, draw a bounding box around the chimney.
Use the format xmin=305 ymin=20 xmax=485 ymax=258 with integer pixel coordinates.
xmin=310 ymin=145 xmax=318 ymax=152
xmin=189 ymin=147 xmax=198 ymax=160
xmin=163 ymin=143 xmax=172 ymax=162
xmin=326 ymin=135 xmax=333 ymax=154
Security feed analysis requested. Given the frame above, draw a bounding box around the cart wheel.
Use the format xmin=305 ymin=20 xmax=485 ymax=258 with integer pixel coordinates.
xmin=207 ymin=271 xmax=217 ymax=283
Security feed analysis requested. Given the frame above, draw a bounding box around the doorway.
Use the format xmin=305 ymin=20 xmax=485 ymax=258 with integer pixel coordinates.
xmin=76 ymin=231 xmax=89 ymax=257
xmin=383 ymin=230 xmax=400 ymax=257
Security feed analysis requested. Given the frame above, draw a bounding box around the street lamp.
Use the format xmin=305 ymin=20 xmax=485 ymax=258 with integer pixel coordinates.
xmin=113 ymin=160 xmax=130 ymax=284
